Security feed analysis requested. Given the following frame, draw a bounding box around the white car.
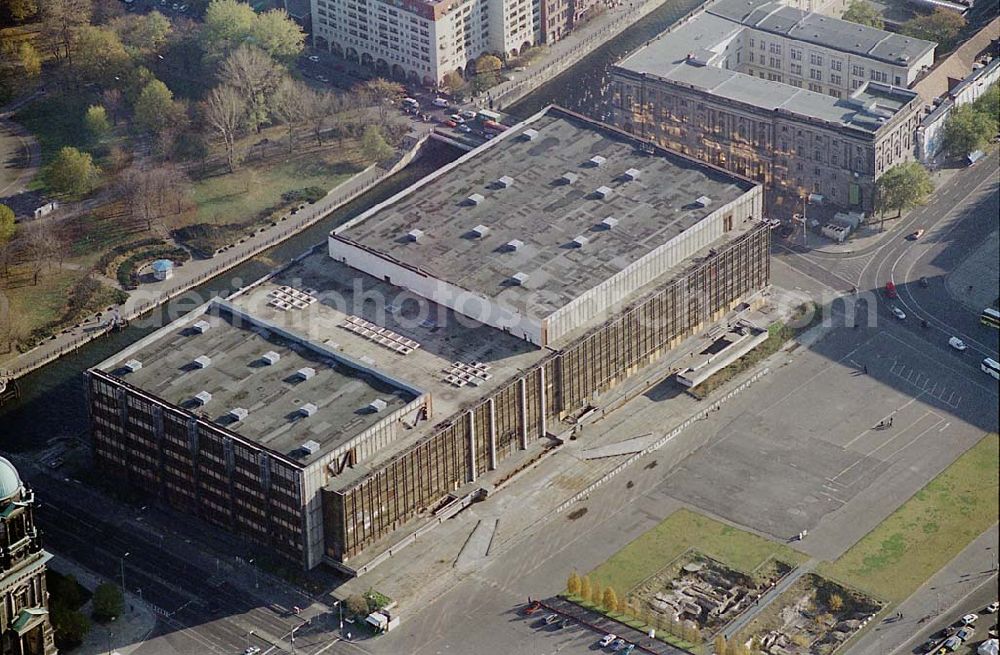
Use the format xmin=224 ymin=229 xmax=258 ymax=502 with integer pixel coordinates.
xmin=459 ymin=109 xmax=477 ymax=119
xmin=598 ymin=634 xmax=616 ymax=647
xmin=891 ymin=306 xmax=906 ymax=320
xmin=457 ymin=124 xmax=472 ymax=133
xmin=960 ymin=613 xmax=978 ymax=625
xmin=243 ymin=647 xmax=261 ymax=655
xmin=432 ymin=97 xmax=450 ymax=108
xmin=307 ymin=55 xmax=320 ymax=62
xmin=948 ymin=337 xmax=967 ymax=351
xmin=986 ymin=601 xmax=998 ymax=613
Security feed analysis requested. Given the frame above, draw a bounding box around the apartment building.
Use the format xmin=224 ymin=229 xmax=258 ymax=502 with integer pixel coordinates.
xmin=312 ymin=0 xmax=535 ymax=85
xmin=610 ymin=0 xmax=933 ymax=211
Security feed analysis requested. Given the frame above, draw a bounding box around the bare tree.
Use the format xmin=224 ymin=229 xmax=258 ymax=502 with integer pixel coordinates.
xmin=40 ymin=0 xmax=93 ymax=64
xmin=118 ymin=165 xmax=189 ymax=231
xmin=359 ymin=78 xmax=404 ymax=126
xmin=22 ymin=221 xmax=59 ymax=285
xmin=218 ymin=44 xmax=282 ymax=134
xmin=272 ymin=76 xmax=308 ymax=152
xmin=203 ymin=85 xmax=247 ymax=173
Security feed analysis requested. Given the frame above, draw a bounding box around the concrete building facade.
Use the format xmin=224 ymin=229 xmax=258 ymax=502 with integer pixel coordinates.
xmin=609 ymin=0 xmax=934 ymax=211
xmin=87 ymin=107 xmax=771 ymax=572
xmin=311 ymin=0 xmax=536 ymax=85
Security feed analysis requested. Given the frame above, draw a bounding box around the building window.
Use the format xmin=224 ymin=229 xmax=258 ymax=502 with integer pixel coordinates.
xmin=810 ymin=69 xmax=822 ymax=81
xmin=790 ymin=48 xmax=801 ymax=61
xmin=770 ymin=57 xmax=780 ymax=68
xmin=808 ymin=82 xmax=822 ymax=92
xmin=809 ymin=52 xmax=822 ymax=66
xmin=790 ymin=63 xmax=801 ymax=75
xmin=852 ymin=64 xmax=864 ymax=77
xmin=831 ymin=59 xmax=842 ymax=72
xmin=769 ymin=43 xmax=782 ymax=55
xmin=830 ymin=73 xmax=841 ymax=85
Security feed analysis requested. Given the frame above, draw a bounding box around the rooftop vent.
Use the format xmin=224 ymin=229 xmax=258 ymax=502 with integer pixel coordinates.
xmin=467 ymin=193 xmax=485 ymax=205
xmin=123 ymin=359 xmax=142 ymax=373
xmin=193 ymin=355 xmax=212 ymax=369
xmin=510 ymin=272 xmax=529 ymax=286
xmin=407 ymin=228 xmax=424 ymax=242
xmin=301 ymin=439 xmax=321 ymax=454
xmin=229 ymin=407 xmax=249 ymax=422
xmin=695 ymin=195 xmax=712 ymax=207
xmin=369 ymin=398 xmax=388 ymax=413
xmin=560 ymin=172 xmax=579 ymax=185
xmin=505 ymin=239 xmax=523 ymax=251
xmin=471 ymin=224 xmax=490 ymax=238
xmin=588 ymin=155 xmax=607 ymax=167
xmin=521 ymin=128 xmax=539 ymax=141
xmin=496 ymin=175 xmax=514 ymax=188
xmin=296 ymin=367 xmax=316 ymax=381
xmin=571 ymin=235 xmax=589 ymax=248
xmin=623 ymin=168 xmax=641 ymax=181
xmin=595 ymin=186 xmax=613 ymax=199
xmin=193 ymin=390 xmax=212 ymax=405
xmin=192 ymin=320 xmax=211 ymax=334
xmin=300 ymin=403 xmax=318 ymax=417
xmin=601 ymin=216 xmax=620 ymax=229
xmin=262 ymin=351 xmax=281 ymax=365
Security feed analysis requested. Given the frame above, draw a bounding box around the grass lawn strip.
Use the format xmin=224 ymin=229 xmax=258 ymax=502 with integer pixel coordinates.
xmin=589 ymin=508 xmax=807 ymax=598
xmin=818 ymin=433 xmax=999 ymax=603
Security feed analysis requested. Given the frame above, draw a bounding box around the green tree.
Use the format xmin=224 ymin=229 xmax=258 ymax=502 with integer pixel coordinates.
xmin=361 ymin=125 xmax=394 ymax=163
xmin=134 ymin=79 xmax=181 ymax=135
xmin=828 ymin=593 xmax=844 ymax=612
xmin=91 ymin=583 xmax=123 ymax=622
xmin=601 ymin=586 xmax=618 ymax=613
xmin=841 ymin=0 xmax=883 ymax=28
xmin=471 ymin=53 xmax=502 ymax=93
xmin=442 ymin=69 xmax=467 ymax=100
xmin=19 ymin=42 xmax=42 ymax=78
xmin=903 ymin=9 xmax=965 ymax=49
xmin=201 ymin=0 xmax=257 ymax=56
xmin=0 ymin=204 xmax=15 ymax=245
xmin=251 ymin=8 xmax=305 ymax=62
xmin=51 ymin=608 xmax=90 ymax=649
xmin=84 ymin=105 xmax=111 ymax=145
xmin=566 ymin=571 xmax=581 ymax=596
xmin=589 ymin=582 xmax=602 ymax=607
xmin=579 ymin=575 xmax=591 ymax=602
xmin=112 ymin=11 xmax=172 ymax=54
xmin=74 ymin=24 xmax=130 ymax=85
xmin=4 ymin=0 xmax=39 ymax=22
xmin=876 ymin=161 xmax=933 ymax=222
xmin=943 ymin=105 xmax=992 ymax=158
xmin=972 ymin=83 xmax=999 ymax=127
xmin=345 ymin=593 xmax=368 ymax=617
xmin=44 ymin=147 xmax=100 ymax=196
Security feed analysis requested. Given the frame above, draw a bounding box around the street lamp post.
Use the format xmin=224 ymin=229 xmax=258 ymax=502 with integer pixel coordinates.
xmin=120 ymin=552 xmax=130 ymax=602
xmin=245 ymin=630 xmax=254 ymax=651
xmin=249 ymin=558 xmax=259 ymax=589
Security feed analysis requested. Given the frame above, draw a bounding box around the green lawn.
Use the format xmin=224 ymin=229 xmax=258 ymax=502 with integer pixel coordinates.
xmin=189 ymin=152 xmax=362 ymax=227
xmin=589 ymin=508 xmax=807 ymax=595
xmin=819 ymin=433 xmax=999 ymax=602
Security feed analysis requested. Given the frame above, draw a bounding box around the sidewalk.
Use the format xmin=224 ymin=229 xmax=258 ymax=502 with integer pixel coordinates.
xmin=47 ymin=552 xmax=156 ymax=655
xmin=721 ymin=560 xmax=818 ymax=639
xmin=0 ymin=133 xmax=429 ymax=382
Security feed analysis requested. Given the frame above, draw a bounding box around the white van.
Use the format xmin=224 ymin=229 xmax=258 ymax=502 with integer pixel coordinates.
xmin=982 ymin=357 xmax=999 ymax=380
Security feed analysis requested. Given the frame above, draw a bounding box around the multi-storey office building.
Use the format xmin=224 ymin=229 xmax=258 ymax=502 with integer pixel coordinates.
xmin=312 ymin=0 xmax=535 ymax=86
xmin=609 ymin=0 xmax=933 ymax=211
xmin=89 ymin=107 xmax=771 ymax=572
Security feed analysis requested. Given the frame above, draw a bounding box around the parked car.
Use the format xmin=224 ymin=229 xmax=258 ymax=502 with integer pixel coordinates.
xmin=942 ymin=636 xmax=961 ymax=651
xmin=307 ymin=55 xmax=320 ymax=62
xmin=522 ymin=601 xmax=542 ymax=615
xmin=949 ymin=337 xmax=967 ymax=351
xmin=956 ymin=626 xmax=974 ymax=641
xmin=622 ymin=645 xmax=635 ymax=655
xmin=921 ymin=639 xmax=939 ymax=652
xmin=960 ymin=613 xmax=978 ymax=625
xmin=598 ymin=634 xmax=616 ymax=647
xmin=448 ymin=114 xmax=465 ymax=124
xmin=939 ymin=626 xmax=958 ymax=638
xmin=910 ymin=228 xmax=925 ymax=240
xmin=543 ymin=613 xmax=559 ymax=625
xmin=459 ymin=109 xmax=477 ymax=119
xmin=47 ymin=458 xmax=64 ymax=469
xmin=559 ymin=617 xmax=573 ymax=628
xmin=985 ymin=601 xmax=998 ymax=613
xmin=444 ymin=120 xmax=457 ymax=128
xmin=242 ymin=647 xmax=261 ymax=655
xmin=610 ymin=639 xmax=627 ymax=651
xmin=432 ymin=97 xmax=450 ymax=107
xmin=891 ymin=306 xmax=906 ymax=320
xmin=457 ymin=124 xmax=472 ymax=133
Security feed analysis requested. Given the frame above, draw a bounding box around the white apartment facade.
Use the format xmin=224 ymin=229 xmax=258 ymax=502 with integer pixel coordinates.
xmin=312 ymin=0 xmax=537 ymax=86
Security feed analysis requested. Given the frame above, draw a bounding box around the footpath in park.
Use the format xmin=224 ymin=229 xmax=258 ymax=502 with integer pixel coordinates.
xmin=0 ymin=133 xmax=429 ymax=383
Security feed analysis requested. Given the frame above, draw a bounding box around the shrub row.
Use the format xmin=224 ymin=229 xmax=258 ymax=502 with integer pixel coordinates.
xmin=116 ymin=246 xmax=190 ymax=289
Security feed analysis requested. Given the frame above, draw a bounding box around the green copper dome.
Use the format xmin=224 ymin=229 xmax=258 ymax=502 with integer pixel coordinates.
xmin=0 ymin=457 xmax=22 ymax=501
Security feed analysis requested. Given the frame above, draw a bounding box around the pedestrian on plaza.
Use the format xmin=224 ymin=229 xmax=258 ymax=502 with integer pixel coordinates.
xmin=889 ymin=417 xmax=893 ymax=427
xmin=863 ymin=365 xmax=868 ymax=374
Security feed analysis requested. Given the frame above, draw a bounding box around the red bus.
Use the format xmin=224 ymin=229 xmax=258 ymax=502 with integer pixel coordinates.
xmin=885 ymin=281 xmax=897 ymax=298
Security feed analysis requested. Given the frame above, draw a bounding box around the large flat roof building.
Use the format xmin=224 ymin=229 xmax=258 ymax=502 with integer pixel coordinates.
xmin=610 ymin=0 xmax=933 ymax=211
xmin=88 ymin=107 xmax=771 ymax=572
xmin=332 ymin=110 xmax=756 ymax=345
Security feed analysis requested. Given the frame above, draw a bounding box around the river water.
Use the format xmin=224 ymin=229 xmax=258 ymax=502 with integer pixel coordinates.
xmin=0 ymin=0 xmax=705 ymax=449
